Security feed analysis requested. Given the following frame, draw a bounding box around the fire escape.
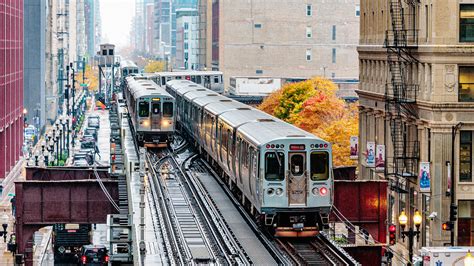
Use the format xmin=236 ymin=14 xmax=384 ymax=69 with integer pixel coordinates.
xmin=384 ymin=0 xmax=420 ymax=191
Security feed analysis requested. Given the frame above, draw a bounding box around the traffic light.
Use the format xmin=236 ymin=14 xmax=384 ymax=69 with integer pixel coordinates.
xmin=388 ymin=224 xmax=396 ymax=245
xmin=450 ymin=203 xmax=458 ymax=221
xmin=442 ymin=222 xmax=453 ymax=231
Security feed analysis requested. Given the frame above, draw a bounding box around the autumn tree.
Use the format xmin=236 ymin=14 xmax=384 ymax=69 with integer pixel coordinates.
xmin=144 ymin=60 xmax=166 ymax=73
xmin=258 ymin=77 xmax=359 ymax=167
xmin=78 ymin=65 xmax=99 ymax=91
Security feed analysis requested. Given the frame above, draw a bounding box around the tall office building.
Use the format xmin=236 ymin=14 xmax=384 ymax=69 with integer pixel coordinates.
xmin=176 ymin=8 xmax=198 ymax=70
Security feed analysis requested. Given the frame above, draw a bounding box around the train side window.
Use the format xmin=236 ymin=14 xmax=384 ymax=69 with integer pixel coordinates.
xmin=163 ymin=102 xmax=173 ymax=117
xmin=311 ymin=152 xmax=329 ymax=180
xmin=214 ymin=76 xmax=219 ymax=83
xmin=161 ymin=77 xmax=166 ymax=85
xmin=152 ymin=103 xmax=160 ymax=114
xmin=196 ymin=75 xmax=202 ymax=84
xmin=138 ymin=101 xmax=149 ymax=117
xmin=265 ymin=152 xmax=284 ymax=181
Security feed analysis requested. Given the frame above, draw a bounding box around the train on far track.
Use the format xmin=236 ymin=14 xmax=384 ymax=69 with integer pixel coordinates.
xmin=166 ymin=79 xmax=333 ymax=237
xmin=123 ymin=76 xmax=175 ymax=147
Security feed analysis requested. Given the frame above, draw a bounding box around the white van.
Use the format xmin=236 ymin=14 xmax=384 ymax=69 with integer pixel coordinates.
xmin=419 ymin=246 xmax=474 ymax=265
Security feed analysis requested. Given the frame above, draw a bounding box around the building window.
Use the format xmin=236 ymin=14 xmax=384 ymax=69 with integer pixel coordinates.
xmin=460 ymin=131 xmax=472 ymax=182
xmin=460 ymin=5 xmax=474 ymax=42
xmin=306 ymin=26 xmax=312 ymax=38
xmin=306 ymin=4 xmax=312 ymax=16
xmin=332 ymin=48 xmax=336 ymax=63
xmin=184 ymin=42 xmax=189 ymax=50
xmin=184 ymin=52 xmax=189 ymax=60
xmin=254 ymin=23 xmax=262 ymax=28
xmin=306 ymin=48 xmax=312 ymax=61
xmin=355 ymin=4 xmax=360 ymax=17
xmin=459 ymin=67 xmax=474 ymax=102
xmin=332 ymin=25 xmax=336 ymax=40
xmin=184 ymin=22 xmax=189 ymax=30
xmin=256 ymin=69 xmax=263 ymax=74
xmin=184 ymin=32 xmax=188 ymax=39
xmin=458 ymin=200 xmax=474 ymax=245
xmin=331 ymin=72 xmax=335 ymax=78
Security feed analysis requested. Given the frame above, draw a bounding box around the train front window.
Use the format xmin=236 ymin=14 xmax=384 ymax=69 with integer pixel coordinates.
xmin=265 ymin=152 xmax=284 ymax=181
xmin=311 ymin=152 xmax=329 ymax=180
xmin=138 ymin=101 xmax=149 ymax=117
xmin=163 ymin=102 xmax=173 ymax=117
xmin=152 ymin=103 xmax=160 ymax=114
xmin=290 ymin=154 xmax=304 ymax=175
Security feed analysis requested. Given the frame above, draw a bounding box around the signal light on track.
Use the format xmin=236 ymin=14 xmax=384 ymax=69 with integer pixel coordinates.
xmin=388 ymin=224 xmax=396 ymax=245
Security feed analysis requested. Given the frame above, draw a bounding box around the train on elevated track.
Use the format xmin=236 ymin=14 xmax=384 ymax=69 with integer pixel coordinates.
xmin=123 ymin=77 xmax=175 ymax=147
xmin=165 ymin=79 xmax=333 ymax=237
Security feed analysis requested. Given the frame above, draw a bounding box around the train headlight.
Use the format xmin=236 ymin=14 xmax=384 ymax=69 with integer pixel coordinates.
xmin=312 ymin=187 xmax=319 ymax=195
xmin=267 ymin=188 xmax=275 ymax=195
xmin=162 ymin=120 xmax=169 ymax=127
xmin=275 ymin=188 xmax=283 ymax=196
xmin=143 ymin=120 xmax=150 ymax=127
xmin=320 ymin=187 xmax=328 ymax=196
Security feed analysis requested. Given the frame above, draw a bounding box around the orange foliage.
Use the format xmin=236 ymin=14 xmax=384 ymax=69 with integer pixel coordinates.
xmin=258 ymin=77 xmax=359 ymax=167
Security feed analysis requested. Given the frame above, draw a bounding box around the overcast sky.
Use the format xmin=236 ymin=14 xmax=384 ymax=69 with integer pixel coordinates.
xmin=100 ymin=0 xmax=135 ymax=48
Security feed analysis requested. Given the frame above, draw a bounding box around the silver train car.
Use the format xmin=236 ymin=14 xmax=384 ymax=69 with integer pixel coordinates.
xmin=120 ymin=60 xmax=139 ymax=77
xmin=124 ymin=77 xmax=175 ymax=147
xmin=166 ymin=80 xmax=333 ymax=237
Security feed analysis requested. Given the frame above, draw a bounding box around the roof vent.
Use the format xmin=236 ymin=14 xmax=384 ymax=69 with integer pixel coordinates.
xmin=287 ymin=135 xmax=306 ymax=138
xmin=257 ymin=119 xmax=274 ymax=122
xmin=237 ymin=107 xmax=251 ymax=110
xmin=189 ymin=85 xmax=198 ymax=87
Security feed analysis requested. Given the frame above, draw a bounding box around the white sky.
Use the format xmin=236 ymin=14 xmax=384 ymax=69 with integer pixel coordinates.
xmin=100 ymin=0 xmax=135 ymax=49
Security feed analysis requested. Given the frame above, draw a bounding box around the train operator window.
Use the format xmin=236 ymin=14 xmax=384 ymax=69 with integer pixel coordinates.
xmin=311 ymin=152 xmax=329 ymax=180
xmin=138 ymin=101 xmax=149 ymax=117
xmin=163 ymin=102 xmax=173 ymax=117
xmin=265 ymin=152 xmax=284 ymax=181
xmin=152 ymin=103 xmax=160 ymax=114
xmin=290 ymin=154 xmax=304 ymax=175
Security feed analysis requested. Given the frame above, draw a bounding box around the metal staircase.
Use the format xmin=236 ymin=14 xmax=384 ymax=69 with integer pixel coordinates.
xmin=384 ymin=0 xmax=420 ymax=184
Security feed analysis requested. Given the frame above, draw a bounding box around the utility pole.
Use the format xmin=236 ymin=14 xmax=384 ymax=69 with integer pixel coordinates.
xmin=450 ymin=122 xmax=463 ymax=246
xmin=82 ymin=57 xmax=86 ymax=84
xmin=65 ymin=65 xmax=70 ymax=116
xmin=70 ymin=63 xmax=76 ymax=121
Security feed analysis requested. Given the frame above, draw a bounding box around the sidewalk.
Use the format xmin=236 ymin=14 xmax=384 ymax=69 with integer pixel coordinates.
xmin=0 ymin=157 xmax=25 ymax=264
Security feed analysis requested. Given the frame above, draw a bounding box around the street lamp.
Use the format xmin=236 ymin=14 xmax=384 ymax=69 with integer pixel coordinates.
xmin=466 ymin=250 xmax=474 ymax=266
xmin=0 ymin=209 xmax=9 ymax=242
xmin=23 ymin=108 xmax=27 ymax=123
xmin=399 ymin=209 xmax=422 ymax=264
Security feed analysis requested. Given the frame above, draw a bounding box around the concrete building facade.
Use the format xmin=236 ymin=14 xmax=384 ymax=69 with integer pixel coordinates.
xmin=24 ymin=0 xmax=46 ymax=131
xmin=0 ymin=0 xmax=25 ymax=179
xmin=358 ymin=0 xmax=474 ymax=252
xmin=176 ymin=8 xmax=198 ymax=70
xmin=197 ymin=0 xmax=360 ymax=87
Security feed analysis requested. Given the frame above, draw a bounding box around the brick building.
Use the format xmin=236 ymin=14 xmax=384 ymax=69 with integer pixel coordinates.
xmin=198 ymin=0 xmax=360 ymax=88
xmin=0 ymin=0 xmax=24 ymax=179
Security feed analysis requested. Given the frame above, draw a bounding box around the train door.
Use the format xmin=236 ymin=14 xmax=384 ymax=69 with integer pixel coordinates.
xmin=288 ymin=152 xmax=307 ymax=206
xmin=151 ymin=101 xmax=161 ymax=130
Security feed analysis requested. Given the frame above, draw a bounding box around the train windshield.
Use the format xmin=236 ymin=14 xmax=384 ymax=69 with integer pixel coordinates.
xmin=163 ymin=102 xmax=173 ymax=117
xmin=265 ymin=152 xmax=285 ymax=181
xmin=310 ymin=151 xmax=329 ymax=180
xmin=152 ymin=103 xmax=160 ymax=114
xmin=138 ymin=101 xmax=149 ymax=117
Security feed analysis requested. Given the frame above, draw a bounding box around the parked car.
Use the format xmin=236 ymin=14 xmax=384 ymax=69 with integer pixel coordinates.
xmin=80 ymin=141 xmax=97 ymax=155
xmin=83 ymin=127 xmax=98 ymax=141
xmin=88 ymin=116 xmax=100 ymax=129
xmin=73 ymin=159 xmax=90 ymax=167
xmin=78 ymin=245 xmax=109 ymax=265
xmin=73 ymin=152 xmax=93 ymax=165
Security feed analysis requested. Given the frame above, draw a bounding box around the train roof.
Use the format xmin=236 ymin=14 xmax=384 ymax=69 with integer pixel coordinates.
xmin=204 ymin=100 xmax=247 ymax=116
xmin=121 ymin=60 xmax=138 ymax=69
xmin=154 ymin=71 xmax=223 ymax=76
xmin=126 ymin=77 xmax=173 ymax=99
xmin=183 ymin=90 xmax=220 ymax=102
xmin=193 ymin=93 xmax=229 ymax=106
xmin=238 ymin=121 xmax=324 ymax=146
xmin=219 ymin=109 xmax=273 ymax=129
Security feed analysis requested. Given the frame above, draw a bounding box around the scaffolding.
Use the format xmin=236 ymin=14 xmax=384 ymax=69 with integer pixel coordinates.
xmin=384 ymin=0 xmax=420 ymax=191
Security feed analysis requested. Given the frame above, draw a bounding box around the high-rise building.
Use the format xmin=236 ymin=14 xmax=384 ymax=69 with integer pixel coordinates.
xmin=1 ymin=0 xmax=25 ymax=179
xmin=170 ymin=0 xmax=197 ymax=57
xmin=154 ymin=0 xmax=172 ymax=59
xmin=176 ymin=8 xmax=198 ymax=70
xmin=197 ymin=0 xmax=360 ymax=87
xmin=358 ymin=0 xmax=474 ymax=250
xmin=24 ymin=0 xmax=47 ymax=132
xmin=145 ymin=3 xmax=155 ymax=54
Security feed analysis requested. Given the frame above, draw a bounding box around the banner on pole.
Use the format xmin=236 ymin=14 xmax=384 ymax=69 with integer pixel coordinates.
xmin=350 ymin=136 xmax=358 ymax=160
xmin=366 ymin=141 xmax=375 ymax=167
